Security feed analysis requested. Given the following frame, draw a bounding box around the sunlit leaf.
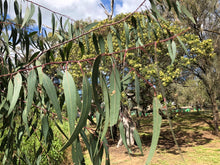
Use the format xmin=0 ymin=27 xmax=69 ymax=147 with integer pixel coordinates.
xmin=107 ymin=32 xmax=113 ymax=53
xmin=61 ymin=75 xmax=91 ymax=151
xmin=63 ymin=71 xmax=77 ymax=133
xmin=84 ymin=22 xmax=98 ymax=31
xmin=110 ymin=66 xmax=121 ymax=127
xmin=8 ymin=72 xmax=22 ymax=116
xmin=145 ymin=97 xmax=162 ymax=165
xmin=21 ymin=7 xmax=30 ymax=28
xmin=171 ymin=40 xmax=176 ymax=64
xmin=181 ymin=5 xmax=196 ymax=24
xmin=6 ymin=79 xmax=13 ymax=103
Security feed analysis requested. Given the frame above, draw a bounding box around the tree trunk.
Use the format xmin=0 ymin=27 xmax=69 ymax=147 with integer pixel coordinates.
xmin=117 ymin=112 xmax=135 ymax=148
xmin=211 ymin=93 xmax=219 ymax=135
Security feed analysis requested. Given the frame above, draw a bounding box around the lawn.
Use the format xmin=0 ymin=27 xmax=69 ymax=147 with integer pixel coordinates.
xmin=62 ymin=112 xmax=220 ymax=165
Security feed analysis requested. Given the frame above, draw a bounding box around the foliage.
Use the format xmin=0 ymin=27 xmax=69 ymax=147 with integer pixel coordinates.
xmin=0 ymin=0 xmax=201 ymax=164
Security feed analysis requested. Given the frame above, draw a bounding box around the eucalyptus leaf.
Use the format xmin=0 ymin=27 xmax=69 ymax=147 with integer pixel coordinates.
xmin=42 ymin=73 xmax=62 ymax=123
xmin=8 ymin=72 xmax=22 ymax=116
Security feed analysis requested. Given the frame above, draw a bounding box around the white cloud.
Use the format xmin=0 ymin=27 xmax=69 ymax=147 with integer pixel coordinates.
xmin=8 ymin=0 xmax=150 ymax=30
xmin=32 ymin=0 xmax=107 ymax=26
xmin=115 ymin=0 xmax=150 ymax=15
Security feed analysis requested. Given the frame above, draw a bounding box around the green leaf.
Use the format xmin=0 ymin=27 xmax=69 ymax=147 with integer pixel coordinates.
xmin=98 ymin=35 xmax=105 ymax=54
xmin=110 ymin=66 xmax=121 ymax=127
xmin=21 ymin=7 xmax=30 ymax=28
xmin=52 ymin=13 xmax=55 ymax=35
xmin=38 ymin=7 xmax=42 ymax=33
xmin=107 ymin=32 xmax=113 ymax=53
xmin=8 ymin=72 xmax=22 ymax=116
xmin=42 ymin=73 xmax=62 ymax=123
xmin=79 ymin=41 xmax=85 ymax=56
xmin=6 ymin=79 xmax=13 ymax=103
xmin=145 ymin=97 xmax=162 ymax=165
xmin=181 ymin=5 xmax=196 ymax=24
xmin=29 ymin=3 xmax=35 ymax=19
xmin=92 ymin=55 xmax=102 ymax=114
xmin=55 ymin=122 xmax=68 ymax=140
xmin=84 ymin=22 xmax=98 ymax=31
xmin=119 ymin=122 xmax=131 ymax=153
xmin=92 ymin=33 xmax=99 ymax=54
xmin=110 ymin=26 xmax=123 ymax=59
xmin=103 ymin=137 xmax=110 ymax=165
xmin=133 ymin=129 xmax=143 ymax=154
xmin=177 ymin=36 xmax=188 ymax=55
xmin=100 ymin=75 xmax=110 ymax=141
xmin=61 ymin=75 xmax=91 ymax=151
xmin=23 ymin=70 xmax=36 ymax=135
xmin=135 ymin=75 xmax=140 ymax=106
xmin=3 ymin=0 xmax=7 ymax=21
xmin=0 ymin=0 xmax=2 ymax=15
xmin=36 ymin=61 xmax=43 ymax=85
xmin=63 ymin=71 xmax=77 ymax=133
xmin=26 ymin=69 xmax=36 ymax=112
xmin=171 ymin=40 xmax=176 ymax=64
xmin=42 ymin=115 xmax=49 ymax=142
xmin=14 ymin=0 xmax=19 ymax=17
xmin=167 ymin=40 xmax=173 ymax=64
xmin=0 ymin=98 xmax=6 ymax=111
xmin=166 ymin=0 xmax=172 ymax=11
xmin=124 ymin=22 xmax=129 ymax=49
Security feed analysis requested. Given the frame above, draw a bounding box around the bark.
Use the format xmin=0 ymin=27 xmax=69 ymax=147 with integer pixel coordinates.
xmin=117 ymin=111 xmax=136 ymax=148
xmin=211 ymin=93 xmax=219 ymax=135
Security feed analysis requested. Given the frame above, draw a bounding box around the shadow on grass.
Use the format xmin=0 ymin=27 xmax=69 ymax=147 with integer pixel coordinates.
xmin=138 ymin=112 xmax=215 ymax=155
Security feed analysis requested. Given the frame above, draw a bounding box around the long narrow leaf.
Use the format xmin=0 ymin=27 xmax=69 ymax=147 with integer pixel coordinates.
xmin=8 ymin=72 xmax=22 ymax=115
xmin=135 ymin=75 xmax=140 ymax=106
xmin=63 ymin=71 xmax=77 ymax=133
xmin=107 ymin=32 xmax=113 ymax=53
xmin=177 ymin=36 xmax=188 ymax=55
xmin=133 ymin=129 xmax=143 ymax=154
xmin=98 ymin=35 xmax=105 ymax=54
xmin=171 ymin=40 xmax=176 ymax=64
xmin=100 ymin=75 xmax=110 ymax=141
xmin=145 ymin=97 xmax=162 ymax=165
xmin=61 ymin=75 xmax=91 ymax=151
xmin=6 ymin=79 xmax=13 ymax=103
xmin=110 ymin=66 xmax=121 ymax=126
xmin=119 ymin=122 xmax=131 ymax=153
xmin=92 ymin=55 xmax=102 ymax=114
xmin=21 ymin=7 xmax=30 ymax=28
xmin=51 ymin=13 xmax=55 ymax=35
xmin=38 ymin=7 xmax=42 ymax=33
xmin=124 ymin=22 xmax=129 ymax=49
xmin=42 ymin=73 xmax=62 ymax=123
